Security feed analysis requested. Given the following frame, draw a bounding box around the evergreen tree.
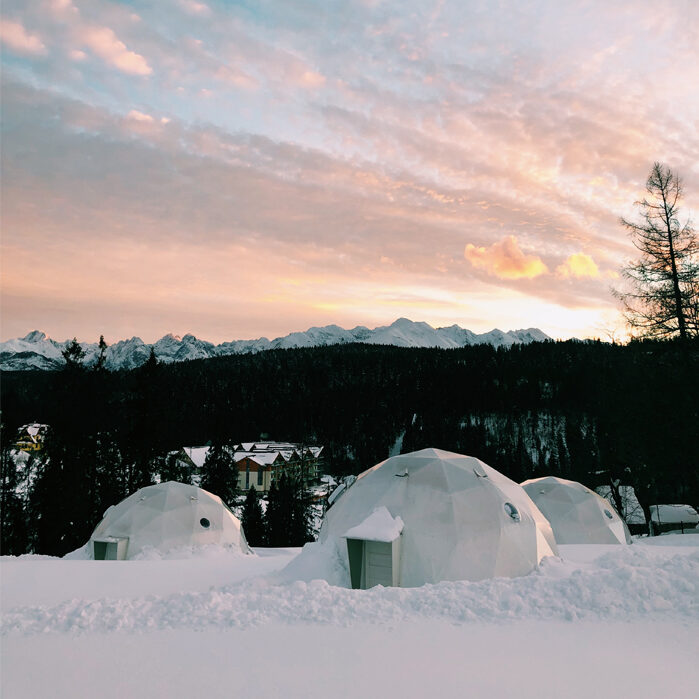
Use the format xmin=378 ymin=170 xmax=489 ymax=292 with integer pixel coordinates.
xmin=264 ymin=479 xmax=285 ymax=547
xmin=157 ymin=451 xmax=194 ymax=484
xmin=0 ymin=439 xmax=30 ymax=555
xmin=616 ymin=163 xmax=698 ymax=341
xmin=241 ymin=486 xmax=266 ymax=546
xmin=200 ymin=443 xmax=238 ymax=506
xmin=265 ymin=472 xmax=312 ymax=547
xmin=62 ymin=338 xmax=86 ymax=370
xmin=95 ymin=335 xmax=108 ymax=371
xmin=29 ymin=433 xmax=93 ymax=556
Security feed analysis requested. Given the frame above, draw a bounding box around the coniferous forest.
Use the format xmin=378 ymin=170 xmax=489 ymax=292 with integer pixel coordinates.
xmin=1 ymin=338 xmax=697 ymax=556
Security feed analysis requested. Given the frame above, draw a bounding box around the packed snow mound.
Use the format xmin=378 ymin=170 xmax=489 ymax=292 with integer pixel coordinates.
xmin=3 ymin=544 xmax=697 ymax=635
xmin=313 ymin=448 xmax=558 ymax=587
xmin=522 ymin=476 xmax=631 ymax=544
xmin=88 ymin=481 xmax=251 ymax=559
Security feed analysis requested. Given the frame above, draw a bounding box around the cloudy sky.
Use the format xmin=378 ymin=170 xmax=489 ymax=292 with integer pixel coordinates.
xmin=2 ymin=0 xmax=698 ymax=343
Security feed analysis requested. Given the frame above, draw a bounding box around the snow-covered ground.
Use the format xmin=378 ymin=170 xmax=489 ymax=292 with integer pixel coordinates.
xmin=2 ymin=537 xmax=698 ymax=698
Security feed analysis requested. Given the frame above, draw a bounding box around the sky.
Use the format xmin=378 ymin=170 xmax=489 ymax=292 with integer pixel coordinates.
xmin=1 ymin=0 xmax=698 ymax=344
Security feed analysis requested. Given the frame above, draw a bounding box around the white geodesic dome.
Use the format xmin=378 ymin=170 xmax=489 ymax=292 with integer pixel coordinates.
xmin=319 ymin=448 xmax=558 ymax=587
xmin=521 ymin=476 xmax=631 ymax=545
xmin=89 ymin=481 xmax=251 ymax=559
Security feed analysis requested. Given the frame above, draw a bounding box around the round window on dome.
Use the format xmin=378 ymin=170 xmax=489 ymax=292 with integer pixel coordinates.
xmin=200 ymin=517 xmax=211 ymax=529
xmin=504 ymin=502 xmax=520 ymax=522
xmin=604 ymin=509 xmax=614 ymax=520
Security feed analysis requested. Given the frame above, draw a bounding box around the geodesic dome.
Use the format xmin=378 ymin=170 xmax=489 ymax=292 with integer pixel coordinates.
xmin=318 ymin=448 xmax=558 ymax=587
xmin=521 ymin=476 xmax=631 ymax=544
xmin=89 ymin=481 xmax=251 ymax=559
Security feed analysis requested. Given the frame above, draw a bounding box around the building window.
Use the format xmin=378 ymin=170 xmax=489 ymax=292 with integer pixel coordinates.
xmin=245 ymin=464 xmax=250 ymax=489
xmin=257 ymin=467 xmax=264 ymax=486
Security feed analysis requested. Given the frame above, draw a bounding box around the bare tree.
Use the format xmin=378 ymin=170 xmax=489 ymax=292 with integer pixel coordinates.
xmin=615 ymin=163 xmax=698 ymax=341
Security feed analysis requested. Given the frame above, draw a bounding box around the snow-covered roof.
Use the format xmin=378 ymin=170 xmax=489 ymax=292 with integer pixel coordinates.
xmin=183 ymin=447 xmax=210 ymax=469
xmin=651 ymin=504 xmax=698 ymax=524
xmin=16 ymin=423 xmax=49 ymax=445
xmin=234 ymin=452 xmax=280 ymax=466
xmin=178 ymin=442 xmax=322 ymax=469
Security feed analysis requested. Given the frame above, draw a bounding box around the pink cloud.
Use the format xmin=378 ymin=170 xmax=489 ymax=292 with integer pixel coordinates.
xmin=464 ymin=236 xmax=548 ymax=280
xmin=81 ymin=25 xmax=152 ymax=76
xmin=0 ymin=19 xmax=46 ymax=56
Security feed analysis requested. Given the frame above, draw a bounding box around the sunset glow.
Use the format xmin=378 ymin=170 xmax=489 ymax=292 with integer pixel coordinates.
xmin=2 ymin=0 xmax=698 ymax=343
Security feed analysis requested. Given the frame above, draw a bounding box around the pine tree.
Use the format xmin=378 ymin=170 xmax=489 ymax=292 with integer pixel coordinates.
xmin=616 ymin=163 xmax=698 ymax=341
xmin=264 ymin=479 xmax=285 ymax=547
xmin=200 ymin=443 xmax=239 ymax=506
xmin=265 ymin=472 xmax=312 ymax=547
xmin=62 ymin=338 xmax=86 ymax=370
xmin=95 ymin=335 xmax=108 ymax=371
xmin=0 ymin=439 xmax=30 ymax=555
xmin=241 ymin=487 xmax=266 ymax=546
xmin=29 ymin=433 xmax=93 ymax=556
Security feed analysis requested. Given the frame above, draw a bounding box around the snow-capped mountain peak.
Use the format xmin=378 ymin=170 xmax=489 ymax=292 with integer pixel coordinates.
xmin=22 ymin=330 xmax=47 ymax=343
xmin=0 ymin=319 xmax=552 ymax=371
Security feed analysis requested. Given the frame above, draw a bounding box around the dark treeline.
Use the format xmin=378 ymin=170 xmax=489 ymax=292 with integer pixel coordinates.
xmin=1 ymin=338 xmax=697 ymax=555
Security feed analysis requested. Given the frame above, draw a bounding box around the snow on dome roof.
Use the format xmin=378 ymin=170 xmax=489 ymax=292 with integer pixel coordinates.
xmin=344 ymin=507 xmax=404 ymax=542
xmin=88 ymin=481 xmax=251 ymax=559
xmin=521 ymin=476 xmax=631 ymax=544
xmin=316 ymin=448 xmax=558 ymax=587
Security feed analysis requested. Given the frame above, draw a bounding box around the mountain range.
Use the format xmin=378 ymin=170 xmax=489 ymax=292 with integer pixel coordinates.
xmin=0 ymin=319 xmax=551 ymax=371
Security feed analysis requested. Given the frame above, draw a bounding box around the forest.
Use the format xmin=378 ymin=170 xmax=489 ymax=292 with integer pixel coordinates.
xmin=1 ymin=337 xmax=697 ymax=556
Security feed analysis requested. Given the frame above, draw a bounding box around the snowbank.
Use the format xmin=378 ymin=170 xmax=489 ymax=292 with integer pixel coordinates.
xmin=3 ymin=543 xmax=697 ymax=636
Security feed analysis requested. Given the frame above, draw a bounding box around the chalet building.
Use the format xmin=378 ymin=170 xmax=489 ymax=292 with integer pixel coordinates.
xmin=176 ymin=441 xmax=324 ymax=493
xmin=14 ymin=423 xmax=49 ymax=452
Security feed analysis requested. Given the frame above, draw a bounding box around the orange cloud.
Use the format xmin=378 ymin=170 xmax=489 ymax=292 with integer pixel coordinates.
xmin=556 ymin=252 xmax=600 ymax=279
xmin=464 ymin=235 xmax=548 ymax=280
xmin=82 ymin=26 xmax=152 ymax=76
xmin=0 ymin=19 xmax=46 ymax=56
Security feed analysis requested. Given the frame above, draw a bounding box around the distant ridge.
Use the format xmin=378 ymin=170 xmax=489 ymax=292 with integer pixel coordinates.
xmin=0 ymin=319 xmax=551 ymax=371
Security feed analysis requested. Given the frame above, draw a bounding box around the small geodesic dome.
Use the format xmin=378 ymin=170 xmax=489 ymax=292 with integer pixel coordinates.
xmin=318 ymin=448 xmax=558 ymax=587
xmin=89 ymin=481 xmax=251 ymax=559
xmin=521 ymin=476 xmax=631 ymax=545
